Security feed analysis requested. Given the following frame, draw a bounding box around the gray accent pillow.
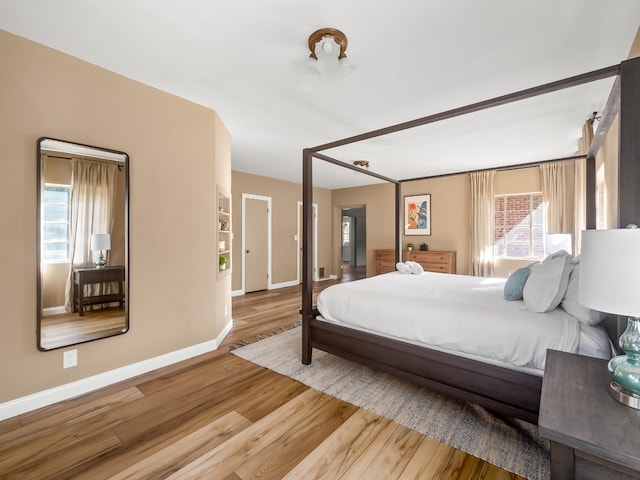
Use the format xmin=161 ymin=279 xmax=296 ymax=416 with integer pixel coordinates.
xmin=523 ymin=254 xmax=574 ymax=313
xmin=561 ymin=262 xmax=607 ymax=325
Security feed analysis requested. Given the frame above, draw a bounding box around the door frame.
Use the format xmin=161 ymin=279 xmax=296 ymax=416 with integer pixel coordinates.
xmin=297 ymin=201 xmax=319 ymax=282
xmin=242 ymin=193 xmax=272 ymax=294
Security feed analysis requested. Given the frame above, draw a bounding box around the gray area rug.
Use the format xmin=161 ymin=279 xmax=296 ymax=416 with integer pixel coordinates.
xmin=232 ymin=327 xmax=550 ymax=480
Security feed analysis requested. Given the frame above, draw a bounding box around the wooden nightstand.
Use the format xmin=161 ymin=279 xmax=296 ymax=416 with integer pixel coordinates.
xmin=539 ymin=349 xmax=640 ymax=479
xmin=73 ymin=266 xmax=125 ymax=316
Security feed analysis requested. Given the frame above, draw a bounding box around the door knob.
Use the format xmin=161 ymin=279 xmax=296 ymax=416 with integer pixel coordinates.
xmin=246 ymin=250 xmax=250 ymax=253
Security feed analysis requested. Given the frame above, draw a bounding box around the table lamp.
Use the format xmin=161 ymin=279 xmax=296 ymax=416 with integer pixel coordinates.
xmin=579 ymin=226 xmax=640 ymax=408
xmin=90 ymin=233 xmax=111 ymax=268
xmin=545 ymin=233 xmax=572 ymax=255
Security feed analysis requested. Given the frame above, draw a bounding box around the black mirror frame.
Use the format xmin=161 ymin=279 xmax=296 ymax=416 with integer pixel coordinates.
xmin=36 ymin=137 xmax=130 ymax=351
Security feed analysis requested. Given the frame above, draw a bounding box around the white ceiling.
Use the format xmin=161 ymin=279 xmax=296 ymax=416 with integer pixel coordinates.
xmin=1 ymin=1 xmax=638 ymax=188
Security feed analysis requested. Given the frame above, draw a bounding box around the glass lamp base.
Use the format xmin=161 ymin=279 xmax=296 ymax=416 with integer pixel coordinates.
xmin=95 ymin=252 xmax=106 ymax=268
xmin=609 ymin=381 xmax=640 ymax=410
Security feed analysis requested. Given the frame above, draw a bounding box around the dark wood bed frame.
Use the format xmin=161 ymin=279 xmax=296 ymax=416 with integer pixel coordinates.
xmin=301 ymin=57 xmax=640 ymax=424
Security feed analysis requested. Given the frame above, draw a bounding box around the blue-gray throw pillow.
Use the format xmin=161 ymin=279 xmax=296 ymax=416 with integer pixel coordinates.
xmin=504 ymin=266 xmax=532 ymax=301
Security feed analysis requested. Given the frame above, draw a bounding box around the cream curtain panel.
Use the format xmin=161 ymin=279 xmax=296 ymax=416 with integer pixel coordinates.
xmin=574 ymin=119 xmax=594 ymax=254
xmin=64 ymin=159 xmax=118 ymax=312
xmin=469 ymin=170 xmax=495 ymax=277
xmin=540 ymin=161 xmax=571 ymax=236
xmin=541 ymin=118 xmax=594 ymax=255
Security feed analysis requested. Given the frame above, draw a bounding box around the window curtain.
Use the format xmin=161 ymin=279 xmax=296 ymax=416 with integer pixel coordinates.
xmin=64 ymin=159 xmax=118 ymax=312
xmin=540 ymin=161 xmax=571 ymax=237
xmin=469 ymin=170 xmax=495 ymax=276
xmin=574 ymin=119 xmax=594 ymax=254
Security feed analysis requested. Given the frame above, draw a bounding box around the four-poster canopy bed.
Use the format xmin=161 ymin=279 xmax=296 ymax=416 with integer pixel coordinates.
xmin=301 ymin=57 xmax=640 ymax=424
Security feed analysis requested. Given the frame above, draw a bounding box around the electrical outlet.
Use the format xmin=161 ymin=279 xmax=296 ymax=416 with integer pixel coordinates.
xmin=63 ymin=349 xmax=77 ymax=368
xmin=224 ymin=304 xmax=228 ymax=317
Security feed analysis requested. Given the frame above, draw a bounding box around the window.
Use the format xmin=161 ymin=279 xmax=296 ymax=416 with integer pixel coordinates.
xmin=42 ymin=184 xmax=70 ymax=262
xmin=494 ymin=193 xmax=544 ymax=259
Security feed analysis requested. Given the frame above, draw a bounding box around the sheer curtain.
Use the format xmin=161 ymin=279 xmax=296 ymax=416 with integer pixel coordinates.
xmin=540 ymin=161 xmax=571 ymax=236
xmin=469 ymin=170 xmax=495 ymax=276
xmin=574 ymin=119 xmax=594 ymax=254
xmin=64 ymin=159 xmax=118 ymax=312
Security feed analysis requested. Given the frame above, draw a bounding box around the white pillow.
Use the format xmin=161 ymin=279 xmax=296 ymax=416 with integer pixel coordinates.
xmin=396 ymin=262 xmax=411 ymax=274
xmin=561 ymin=262 xmax=607 ymax=325
xmin=523 ymin=254 xmax=574 ymax=313
xmin=407 ymin=261 xmax=424 ymax=275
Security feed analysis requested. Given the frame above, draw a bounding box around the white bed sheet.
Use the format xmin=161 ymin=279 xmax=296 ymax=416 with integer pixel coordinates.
xmin=316 ymin=271 xmax=610 ymax=373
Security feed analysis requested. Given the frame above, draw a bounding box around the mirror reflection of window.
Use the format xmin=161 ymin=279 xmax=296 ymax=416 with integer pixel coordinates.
xmin=42 ymin=184 xmax=70 ymax=262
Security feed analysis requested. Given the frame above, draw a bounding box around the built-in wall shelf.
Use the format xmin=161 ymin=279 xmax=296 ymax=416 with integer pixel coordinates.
xmin=217 ymin=185 xmax=231 ymax=279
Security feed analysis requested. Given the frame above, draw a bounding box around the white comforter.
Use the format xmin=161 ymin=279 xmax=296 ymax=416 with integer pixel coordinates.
xmin=316 ymin=271 xmax=582 ymax=371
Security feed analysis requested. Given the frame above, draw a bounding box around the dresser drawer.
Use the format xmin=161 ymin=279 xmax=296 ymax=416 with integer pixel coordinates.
xmin=374 ymin=249 xmax=456 ymax=275
xmin=408 ymin=252 xmax=449 ymax=264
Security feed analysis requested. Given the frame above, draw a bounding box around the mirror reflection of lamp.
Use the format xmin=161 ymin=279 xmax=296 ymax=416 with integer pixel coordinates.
xmin=90 ymin=233 xmax=111 ymax=268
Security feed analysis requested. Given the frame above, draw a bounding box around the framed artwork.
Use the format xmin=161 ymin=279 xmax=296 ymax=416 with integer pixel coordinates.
xmin=404 ymin=194 xmax=431 ymax=235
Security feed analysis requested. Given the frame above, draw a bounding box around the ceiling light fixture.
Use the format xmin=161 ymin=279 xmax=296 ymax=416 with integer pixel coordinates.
xmin=307 ymin=28 xmax=355 ymax=75
xmin=353 ymin=160 xmax=369 ymax=169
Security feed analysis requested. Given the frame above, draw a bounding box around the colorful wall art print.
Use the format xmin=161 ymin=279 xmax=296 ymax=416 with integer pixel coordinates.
xmin=404 ymin=194 xmax=431 ymax=235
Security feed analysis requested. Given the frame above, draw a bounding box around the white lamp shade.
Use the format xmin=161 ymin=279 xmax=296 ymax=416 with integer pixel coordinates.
xmin=90 ymin=233 xmax=111 ymax=251
xmin=545 ymin=233 xmax=572 ymax=255
xmin=579 ymin=228 xmax=640 ymax=317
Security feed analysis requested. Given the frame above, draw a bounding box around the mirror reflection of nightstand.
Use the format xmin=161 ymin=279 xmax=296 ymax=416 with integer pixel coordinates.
xmin=73 ymin=266 xmax=125 ymax=316
xmin=539 ymin=350 xmax=640 ymax=479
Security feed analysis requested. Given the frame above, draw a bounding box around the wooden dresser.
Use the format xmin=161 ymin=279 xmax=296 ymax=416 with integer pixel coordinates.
xmin=374 ymin=249 xmax=456 ymax=275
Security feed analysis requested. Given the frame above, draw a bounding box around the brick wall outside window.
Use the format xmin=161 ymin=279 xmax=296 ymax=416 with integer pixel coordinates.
xmin=494 ymin=193 xmax=544 ymax=259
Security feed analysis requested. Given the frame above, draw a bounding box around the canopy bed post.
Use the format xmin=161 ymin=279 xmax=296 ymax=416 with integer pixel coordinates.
xmin=619 ymin=56 xmax=640 ymax=228
xmin=302 ymin=148 xmax=313 ymax=364
xmin=395 ymin=182 xmax=401 ymax=264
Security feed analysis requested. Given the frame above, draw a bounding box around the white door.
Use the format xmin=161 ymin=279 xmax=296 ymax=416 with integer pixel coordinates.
xmin=245 ymin=198 xmax=268 ymax=292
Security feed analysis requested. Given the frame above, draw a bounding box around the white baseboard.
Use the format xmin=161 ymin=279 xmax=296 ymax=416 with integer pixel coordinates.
xmin=270 ymin=279 xmax=299 ymax=289
xmin=231 ymin=289 xmax=244 ymax=297
xmin=43 ymin=306 xmax=66 ymax=316
xmin=0 ymin=319 xmax=234 ymax=421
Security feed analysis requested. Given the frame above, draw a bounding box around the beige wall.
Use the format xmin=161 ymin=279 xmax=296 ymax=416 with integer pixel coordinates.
xmin=331 ymin=166 xmax=557 ymax=278
xmin=0 ymin=30 xmax=230 ymax=403
xmin=332 ymin=175 xmax=470 ymax=277
xmin=231 ymin=171 xmax=332 ymax=291
xmin=401 ymin=176 xmax=471 ymax=275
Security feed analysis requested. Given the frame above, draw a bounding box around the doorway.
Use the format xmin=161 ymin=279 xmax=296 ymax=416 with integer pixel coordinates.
xmin=341 ymin=207 xmax=366 ymax=277
xmin=242 ymin=194 xmax=271 ymax=293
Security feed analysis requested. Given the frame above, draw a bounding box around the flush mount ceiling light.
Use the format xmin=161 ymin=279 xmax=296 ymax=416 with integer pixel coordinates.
xmin=353 ymin=160 xmax=369 ymax=169
xmin=307 ymin=28 xmax=355 ymax=75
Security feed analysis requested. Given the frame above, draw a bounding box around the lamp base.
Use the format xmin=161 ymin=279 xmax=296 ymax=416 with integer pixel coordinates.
xmin=609 ymin=381 xmax=640 ymax=409
xmin=95 ymin=252 xmax=106 ymax=268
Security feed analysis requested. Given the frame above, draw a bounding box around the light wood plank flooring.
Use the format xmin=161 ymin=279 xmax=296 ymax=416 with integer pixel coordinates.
xmin=40 ymin=307 xmax=126 ymax=350
xmin=0 ymin=274 xmax=523 ymax=479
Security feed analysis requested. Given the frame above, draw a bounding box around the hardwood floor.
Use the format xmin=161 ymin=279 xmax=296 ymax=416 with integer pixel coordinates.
xmin=40 ymin=307 xmax=127 ymax=350
xmin=0 ymin=273 xmax=523 ymax=479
